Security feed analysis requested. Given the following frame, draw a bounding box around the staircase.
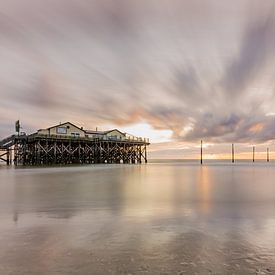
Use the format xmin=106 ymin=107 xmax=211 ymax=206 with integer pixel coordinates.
xmin=0 ymin=135 xmax=16 ymax=149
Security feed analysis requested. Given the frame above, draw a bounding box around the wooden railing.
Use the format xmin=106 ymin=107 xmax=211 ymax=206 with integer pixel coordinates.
xmin=30 ymin=133 xmax=150 ymax=143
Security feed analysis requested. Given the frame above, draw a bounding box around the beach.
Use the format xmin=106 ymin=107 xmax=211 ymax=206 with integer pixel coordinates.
xmin=1 ymin=161 xmax=275 ymax=274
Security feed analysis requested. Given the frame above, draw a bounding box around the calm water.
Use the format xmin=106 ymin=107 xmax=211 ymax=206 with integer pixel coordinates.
xmin=1 ymin=161 xmax=275 ymax=274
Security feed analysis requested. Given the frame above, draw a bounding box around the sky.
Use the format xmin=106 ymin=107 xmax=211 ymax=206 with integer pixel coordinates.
xmin=1 ymin=0 xmax=275 ymax=159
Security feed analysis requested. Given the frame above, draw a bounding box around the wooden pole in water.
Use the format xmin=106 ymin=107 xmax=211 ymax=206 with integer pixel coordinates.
xmin=232 ymin=143 xmax=235 ymax=163
xmin=267 ymin=148 xmax=269 ymax=162
xmin=145 ymin=144 xmax=147 ymax=163
xmin=200 ymin=140 xmax=203 ymax=165
xmin=7 ymin=149 xmax=10 ymax=165
xmin=252 ymin=146 xmax=255 ymax=162
xmin=231 ymin=143 xmax=235 ymax=163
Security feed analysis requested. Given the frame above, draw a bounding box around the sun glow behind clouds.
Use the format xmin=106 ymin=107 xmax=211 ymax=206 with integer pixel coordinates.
xmin=106 ymin=122 xmax=173 ymax=143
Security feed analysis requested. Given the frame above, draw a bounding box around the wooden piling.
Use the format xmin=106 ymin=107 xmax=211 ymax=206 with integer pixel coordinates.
xmin=232 ymin=143 xmax=235 ymax=163
xmin=145 ymin=144 xmax=147 ymax=163
xmin=7 ymin=149 xmax=10 ymax=165
xmin=0 ymin=148 xmax=11 ymax=165
xmin=267 ymin=148 xmax=269 ymax=162
xmin=252 ymin=146 xmax=255 ymax=162
xmin=10 ymin=136 xmax=149 ymax=166
xmin=200 ymin=140 xmax=203 ymax=165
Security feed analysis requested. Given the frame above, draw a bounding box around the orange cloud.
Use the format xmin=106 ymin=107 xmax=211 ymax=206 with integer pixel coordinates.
xmin=249 ymin=123 xmax=264 ymax=133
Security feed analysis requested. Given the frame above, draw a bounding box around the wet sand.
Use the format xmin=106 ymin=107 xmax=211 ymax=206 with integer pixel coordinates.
xmin=1 ymin=162 xmax=275 ymax=274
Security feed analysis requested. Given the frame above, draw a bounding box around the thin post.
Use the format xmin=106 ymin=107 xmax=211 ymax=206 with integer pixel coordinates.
xmin=267 ymin=148 xmax=269 ymax=162
xmin=232 ymin=143 xmax=235 ymax=163
xmin=200 ymin=140 xmax=203 ymax=165
xmin=8 ymin=149 xmax=11 ymax=165
xmin=14 ymin=143 xmax=17 ymax=166
xmin=252 ymin=146 xmax=255 ymax=162
xmin=145 ymin=144 xmax=147 ymax=163
xmin=139 ymin=145 xmax=142 ymax=164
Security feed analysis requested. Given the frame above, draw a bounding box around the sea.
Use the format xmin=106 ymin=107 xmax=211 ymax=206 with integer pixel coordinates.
xmin=0 ymin=160 xmax=275 ymax=274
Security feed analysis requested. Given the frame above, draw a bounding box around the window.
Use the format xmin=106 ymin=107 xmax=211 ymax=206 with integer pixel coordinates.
xmin=109 ymin=135 xmax=117 ymax=140
xmin=71 ymin=133 xmax=80 ymax=137
xmin=57 ymin=127 xmax=67 ymax=134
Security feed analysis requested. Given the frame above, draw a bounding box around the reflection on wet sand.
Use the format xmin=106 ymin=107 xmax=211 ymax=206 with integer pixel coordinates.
xmin=1 ymin=162 xmax=275 ymax=274
xmin=198 ymin=166 xmax=210 ymax=214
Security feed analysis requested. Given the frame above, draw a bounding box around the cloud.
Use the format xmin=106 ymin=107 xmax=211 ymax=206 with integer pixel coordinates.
xmin=0 ymin=0 xmax=275 ymax=148
xmin=221 ymin=8 xmax=275 ymax=97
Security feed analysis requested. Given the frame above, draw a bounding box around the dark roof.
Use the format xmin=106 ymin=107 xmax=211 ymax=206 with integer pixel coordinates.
xmin=85 ymin=130 xmax=106 ymax=135
xmin=105 ymin=129 xmax=126 ymax=136
xmin=85 ymin=129 xmax=126 ymax=136
xmin=45 ymin=122 xmax=85 ymax=132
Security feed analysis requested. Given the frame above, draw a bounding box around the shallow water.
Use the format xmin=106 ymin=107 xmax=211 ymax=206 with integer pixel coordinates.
xmin=1 ymin=161 xmax=275 ymax=274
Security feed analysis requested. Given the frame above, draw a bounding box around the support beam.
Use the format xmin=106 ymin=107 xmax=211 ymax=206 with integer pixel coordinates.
xmin=0 ymin=149 xmax=12 ymax=165
xmin=10 ymin=136 xmax=149 ymax=166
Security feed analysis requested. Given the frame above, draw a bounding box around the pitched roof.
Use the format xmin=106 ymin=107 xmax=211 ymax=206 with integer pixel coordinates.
xmin=45 ymin=122 xmax=85 ymax=132
xmin=84 ymin=130 xmax=106 ymax=135
xmin=104 ymin=129 xmax=126 ymax=136
xmin=85 ymin=129 xmax=126 ymax=136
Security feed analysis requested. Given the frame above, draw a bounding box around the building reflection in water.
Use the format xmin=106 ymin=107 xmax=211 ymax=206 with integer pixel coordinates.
xmin=197 ymin=166 xmax=211 ymax=215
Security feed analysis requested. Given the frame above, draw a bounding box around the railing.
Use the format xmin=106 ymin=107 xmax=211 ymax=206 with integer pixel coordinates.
xmin=125 ymin=136 xmax=149 ymax=143
xmin=0 ymin=135 xmax=16 ymax=149
xmin=30 ymin=133 xmax=150 ymax=143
